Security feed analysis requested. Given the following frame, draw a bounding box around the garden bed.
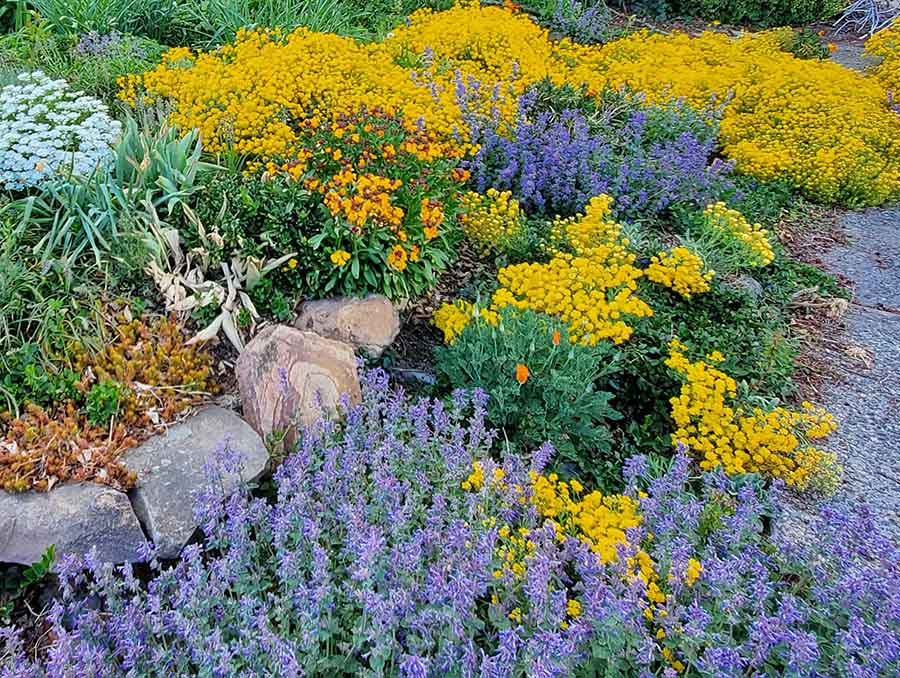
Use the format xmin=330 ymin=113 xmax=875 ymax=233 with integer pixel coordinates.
xmin=2 ymin=1 xmax=900 ymax=675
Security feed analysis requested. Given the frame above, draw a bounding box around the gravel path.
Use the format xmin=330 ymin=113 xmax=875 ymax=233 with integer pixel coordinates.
xmin=815 ymin=208 xmax=900 ymax=540
xmin=784 ymin=47 xmax=900 ymax=541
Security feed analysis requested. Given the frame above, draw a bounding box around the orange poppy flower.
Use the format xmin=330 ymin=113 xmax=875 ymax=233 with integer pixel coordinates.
xmin=552 ymin=330 xmax=561 ymax=346
xmin=515 ymin=363 xmax=529 ymax=385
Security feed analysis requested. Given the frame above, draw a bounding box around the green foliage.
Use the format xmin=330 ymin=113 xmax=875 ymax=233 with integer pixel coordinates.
xmin=726 ymin=177 xmax=795 ymax=227
xmin=619 ymin=280 xmax=798 ymax=456
xmin=0 ymin=546 xmax=55 ymax=626
xmin=0 ymin=115 xmax=211 ymax=267
xmin=775 ymin=27 xmax=831 ymax=60
xmin=0 ymin=344 xmax=80 ymax=415
xmin=186 ymin=171 xmax=316 ymax=317
xmin=86 ymin=379 xmax=125 ymax=426
xmin=143 ymin=0 xmax=452 ymax=47
xmin=435 ymin=310 xmax=624 ymax=488
xmin=28 ymin=0 xmax=183 ymax=43
xmin=0 ymin=220 xmax=109 ymax=414
xmin=0 ymin=22 xmax=165 ymax=105
xmin=757 ymin=252 xmax=849 ymax=305
xmin=671 ymin=0 xmax=844 ymax=26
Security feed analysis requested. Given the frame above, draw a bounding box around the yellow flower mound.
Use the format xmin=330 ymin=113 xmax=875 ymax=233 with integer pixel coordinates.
xmin=558 ymin=29 xmax=900 ymax=205
xmin=459 ymin=188 xmax=525 ymax=252
xmin=866 ymin=20 xmax=900 ymax=93
xmin=432 ymin=299 xmax=499 ymax=344
xmin=702 ymin=202 xmax=774 ymax=268
xmin=645 ymin=247 xmax=715 ymax=299
xmin=375 ymin=1 xmax=559 ymax=126
xmin=122 ymin=4 xmax=900 ymax=205
xmin=434 ymin=195 xmax=651 ymax=346
xmin=529 ymin=471 xmax=641 ymax=564
xmin=119 ymin=27 xmax=465 ymax=156
xmin=666 ymin=340 xmax=840 ymax=489
xmin=491 ymin=196 xmax=652 ymax=345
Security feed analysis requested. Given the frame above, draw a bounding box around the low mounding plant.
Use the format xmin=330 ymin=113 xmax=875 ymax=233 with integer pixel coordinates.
xmin=0 ymin=70 xmax=121 ymax=190
xmin=672 ymin=0 xmax=844 ymax=26
xmin=2 ymin=372 xmax=898 ymax=676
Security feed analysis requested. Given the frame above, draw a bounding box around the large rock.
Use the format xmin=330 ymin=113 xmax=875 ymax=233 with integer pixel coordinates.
xmin=0 ymin=484 xmax=146 ymax=566
xmin=236 ymin=325 xmax=361 ymax=446
xmin=122 ymin=407 xmax=268 ymax=559
xmin=294 ymin=295 xmax=400 ymax=357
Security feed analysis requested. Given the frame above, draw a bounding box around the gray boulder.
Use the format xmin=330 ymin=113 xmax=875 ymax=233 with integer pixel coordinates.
xmin=0 ymin=483 xmax=146 ymax=566
xmin=122 ymin=407 xmax=268 ymax=559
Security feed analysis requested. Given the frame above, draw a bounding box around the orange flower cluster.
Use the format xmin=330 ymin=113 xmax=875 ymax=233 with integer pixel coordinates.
xmin=322 ymin=170 xmax=404 ymax=229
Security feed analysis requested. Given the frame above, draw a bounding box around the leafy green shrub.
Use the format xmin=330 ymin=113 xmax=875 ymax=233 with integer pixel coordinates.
xmin=0 ymin=344 xmax=80 ymax=415
xmin=775 ymin=27 xmax=831 ymax=60
xmin=184 ymin=171 xmax=317 ymax=318
xmin=672 ymin=0 xmax=844 ymax=25
xmin=435 ymin=309 xmax=624 ymax=487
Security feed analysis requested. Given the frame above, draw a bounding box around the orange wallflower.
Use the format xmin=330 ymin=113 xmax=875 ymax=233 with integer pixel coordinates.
xmin=387 ymin=245 xmax=408 ymax=271
xmin=515 ymin=363 xmax=529 ymax=384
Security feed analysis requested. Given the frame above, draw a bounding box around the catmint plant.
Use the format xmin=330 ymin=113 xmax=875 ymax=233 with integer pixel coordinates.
xmin=465 ymin=87 xmax=735 ymax=220
xmin=0 ymin=71 xmax=121 ymax=191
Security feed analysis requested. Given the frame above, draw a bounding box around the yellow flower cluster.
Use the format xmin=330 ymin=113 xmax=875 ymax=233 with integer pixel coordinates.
xmin=528 ymin=471 xmax=642 ymax=564
xmin=387 ymin=244 xmax=409 ymax=271
xmin=374 ymin=1 xmax=559 ymax=129
xmin=702 ymin=202 xmax=774 ymax=268
xmin=432 ymin=300 xmax=499 ymax=344
xmin=666 ymin=340 xmax=840 ymax=489
xmin=645 ymin=247 xmax=715 ymax=299
xmin=866 ymin=20 xmax=900 ymax=93
xmin=122 ymin=4 xmax=900 ymax=204
xmin=330 ymin=249 xmax=351 ymax=267
xmin=420 ymin=198 xmax=445 ymax=231
xmin=433 ymin=195 xmax=651 ymax=345
xmin=491 ymin=196 xmax=652 ymax=345
xmin=119 ymin=27 xmax=463 ymax=156
xmin=558 ymin=29 xmax=900 ymax=205
xmin=459 ymin=188 xmax=525 ymax=252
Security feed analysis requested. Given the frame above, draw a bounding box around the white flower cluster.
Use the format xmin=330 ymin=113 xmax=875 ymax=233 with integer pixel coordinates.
xmin=0 ymin=71 xmax=122 ymax=190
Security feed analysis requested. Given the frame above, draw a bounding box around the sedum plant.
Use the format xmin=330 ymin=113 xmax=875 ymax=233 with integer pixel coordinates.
xmin=0 ymin=70 xmax=121 ymax=190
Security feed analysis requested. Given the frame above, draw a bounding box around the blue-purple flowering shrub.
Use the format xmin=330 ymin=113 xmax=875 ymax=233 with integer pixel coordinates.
xmin=544 ymin=1 xmax=619 ymax=45
xmin=464 ymin=84 xmax=735 ymax=221
xmin=1 ymin=372 xmax=898 ymax=676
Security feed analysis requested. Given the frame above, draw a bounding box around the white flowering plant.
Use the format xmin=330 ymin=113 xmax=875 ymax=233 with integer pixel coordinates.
xmin=0 ymin=70 xmax=121 ymax=190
